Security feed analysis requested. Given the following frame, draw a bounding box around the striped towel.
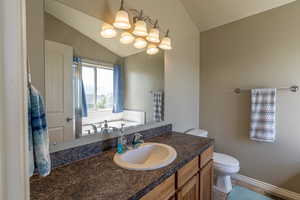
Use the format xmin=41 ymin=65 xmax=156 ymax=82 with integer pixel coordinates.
xmin=153 ymin=91 xmax=164 ymax=122
xmin=28 ymin=85 xmax=51 ymax=176
xmin=250 ymin=88 xmax=277 ymax=143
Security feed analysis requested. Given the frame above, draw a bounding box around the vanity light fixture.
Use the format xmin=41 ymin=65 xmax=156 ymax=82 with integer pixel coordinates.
xmin=134 ymin=37 xmax=148 ymax=49
xmin=146 ymin=20 xmax=160 ymax=43
xmin=100 ymin=23 xmax=117 ymax=38
xmin=120 ymin=32 xmax=135 ymax=44
xmin=159 ymin=30 xmax=172 ymax=50
xmin=146 ymin=28 xmax=160 ymax=43
xmin=132 ymin=10 xmax=148 ymax=37
xmin=101 ymin=0 xmax=172 ymax=55
xmin=146 ymin=43 xmax=159 ymax=55
xmin=113 ymin=0 xmax=131 ymax=30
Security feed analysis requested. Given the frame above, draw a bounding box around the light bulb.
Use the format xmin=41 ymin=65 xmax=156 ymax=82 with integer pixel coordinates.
xmin=132 ymin=20 xmax=148 ymax=37
xmin=159 ymin=37 xmax=172 ymax=50
xmin=146 ymin=43 xmax=159 ymax=55
xmin=120 ymin=32 xmax=135 ymax=44
xmin=146 ymin=28 xmax=160 ymax=43
xmin=113 ymin=10 xmax=131 ymax=30
xmin=134 ymin=37 xmax=147 ymax=49
xmin=100 ymin=23 xmax=117 ymax=38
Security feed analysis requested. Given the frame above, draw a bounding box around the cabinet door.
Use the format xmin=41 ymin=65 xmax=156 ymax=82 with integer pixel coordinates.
xmin=199 ymin=160 xmax=213 ymax=200
xmin=141 ymin=175 xmax=175 ymax=200
xmin=177 ymin=174 xmax=199 ymax=200
xmin=169 ymin=196 xmax=175 ymax=200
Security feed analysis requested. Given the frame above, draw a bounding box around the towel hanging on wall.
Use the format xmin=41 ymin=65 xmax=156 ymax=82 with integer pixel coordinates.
xmin=250 ymin=88 xmax=277 ymax=143
xmin=153 ymin=91 xmax=164 ymax=122
xmin=28 ymin=85 xmax=51 ymax=176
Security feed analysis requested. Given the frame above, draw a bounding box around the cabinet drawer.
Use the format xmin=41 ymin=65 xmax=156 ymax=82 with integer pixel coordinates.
xmin=200 ymin=146 xmax=213 ymax=168
xmin=141 ymin=175 xmax=175 ymax=200
xmin=177 ymin=157 xmax=199 ymax=188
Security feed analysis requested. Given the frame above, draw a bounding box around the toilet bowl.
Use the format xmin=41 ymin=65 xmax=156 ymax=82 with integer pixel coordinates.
xmin=185 ymin=129 xmax=240 ymax=194
xmin=213 ymin=152 xmax=240 ymax=193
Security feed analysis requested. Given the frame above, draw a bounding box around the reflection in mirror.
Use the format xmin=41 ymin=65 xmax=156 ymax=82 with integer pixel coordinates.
xmin=39 ymin=0 xmax=165 ymax=146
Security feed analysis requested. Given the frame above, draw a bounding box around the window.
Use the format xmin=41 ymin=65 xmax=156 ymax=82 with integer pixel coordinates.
xmin=82 ymin=63 xmax=113 ymax=112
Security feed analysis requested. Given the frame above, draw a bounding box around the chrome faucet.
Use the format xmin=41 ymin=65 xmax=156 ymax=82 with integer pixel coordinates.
xmin=132 ymin=133 xmax=144 ymax=148
xmin=120 ymin=123 xmax=125 ymax=134
xmin=100 ymin=120 xmax=110 ymax=134
xmin=89 ymin=124 xmax=98 ymax=134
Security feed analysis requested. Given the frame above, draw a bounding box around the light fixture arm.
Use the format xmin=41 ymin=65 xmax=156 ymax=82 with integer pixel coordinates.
xmin=119 ymin=0 xmax=125 ymax=10
xmin=165 ymin=29 xmax=170 ymax=37
xmin=153 ymin=20 xmax=159 ymax=28
xmin=129 ymin=8 xmax=165 ymax=33
xmin=138 ymin=10 xmax=144 ymax=20
xmin=133 ymin=10 xmax=144 ymax=23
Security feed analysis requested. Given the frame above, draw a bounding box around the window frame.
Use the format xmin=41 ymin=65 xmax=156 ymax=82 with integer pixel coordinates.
xmin=81 ymin=61 xmax=114 ymax=112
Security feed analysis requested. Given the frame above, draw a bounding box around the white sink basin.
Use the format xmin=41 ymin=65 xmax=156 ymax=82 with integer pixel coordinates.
xmin=113 ymin=143 xmax=177 ymax=170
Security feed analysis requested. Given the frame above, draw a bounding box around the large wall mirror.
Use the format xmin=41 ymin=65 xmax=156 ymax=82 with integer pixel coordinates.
xmin=31 ymin=0 xmax=165 ymax=150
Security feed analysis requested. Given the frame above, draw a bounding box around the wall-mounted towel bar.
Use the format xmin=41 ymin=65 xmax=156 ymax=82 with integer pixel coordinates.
xmin=150 ymin=90 xmax=164 ymax=94
xmin=234 ymin=85 xmax=299 ymax=94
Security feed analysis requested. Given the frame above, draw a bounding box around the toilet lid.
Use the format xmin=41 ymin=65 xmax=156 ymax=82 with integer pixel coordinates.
xmin=213 ymin=152 xmax=239 ymax=168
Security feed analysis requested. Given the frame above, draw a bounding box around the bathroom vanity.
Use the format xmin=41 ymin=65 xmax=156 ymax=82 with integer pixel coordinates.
xmin=30 ymin=132 xmax=214 ymax=200
xmin=141 ymin=145 xmax=213 ymax=200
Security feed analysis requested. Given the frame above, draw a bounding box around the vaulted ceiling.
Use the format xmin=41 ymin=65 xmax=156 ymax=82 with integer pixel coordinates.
xmin=179 ymin=0 xmax=296 ymax=32
xmin=45 ymin=0 xmax=144 ymax=57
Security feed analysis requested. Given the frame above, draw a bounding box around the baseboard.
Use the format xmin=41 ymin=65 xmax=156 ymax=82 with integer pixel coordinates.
xmin=232 ymin=174 xmax=300 ymax=200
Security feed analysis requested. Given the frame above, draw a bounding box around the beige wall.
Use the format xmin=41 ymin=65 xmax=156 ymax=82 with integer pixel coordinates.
xmin=200 ymin=1 xmax=300 ymax=193
xmin=26 ymin=0 xmax=45 ymax=97
xmin=124 ymin=51 xmax=164 ymax=123
xmin=55 ymin=0 xmax=114 ymax=24
xmin=0 ymin=5 xmax=5 ymax=197
xmin=125 ymin=0 xmax=200 ymax=131
xmin=44 ymin=13 xmax=123 ymax=65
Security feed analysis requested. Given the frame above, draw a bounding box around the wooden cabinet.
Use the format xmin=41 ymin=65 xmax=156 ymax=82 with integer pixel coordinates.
xmin=141 ymin=175 xmax=175 ymax=200
xmin=199 ymin=161 xmax=214 ymax=200
xmin=200 ymin=147 xmax=213 ymax=168
xmin=177 ymin=174 xmax=199 ymax=200
xmin=177 ymin=157 xmax=199 ymax=188
xmin=169 ymin=196 xmax=176 ymax=200
xmin=140 ymin=146 xmax=213 ymax=200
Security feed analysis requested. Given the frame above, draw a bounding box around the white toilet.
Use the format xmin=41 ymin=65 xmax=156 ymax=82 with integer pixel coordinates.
xmin=186 ymin=129 xmax=240 ymax=194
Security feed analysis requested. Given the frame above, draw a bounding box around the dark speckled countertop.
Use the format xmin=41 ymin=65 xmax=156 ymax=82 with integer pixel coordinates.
xmin=30 ymin=132 xmax=214 ymax=200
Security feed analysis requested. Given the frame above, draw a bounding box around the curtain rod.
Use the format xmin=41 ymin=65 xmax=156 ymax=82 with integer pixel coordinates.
xmin=77 ymin=57 xmax=115 ymax=68
xmin=234 ymin=85 xmax=299 ymax=94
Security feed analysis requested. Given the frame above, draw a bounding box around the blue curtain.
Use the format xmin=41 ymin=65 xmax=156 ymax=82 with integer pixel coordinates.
xmin=81 ymin=80 xmax=88 ymax=117
xmin=74 ymin=57 xmax=88 ymax=117
xmin=113 ymin=65 xmax=124 ymax=113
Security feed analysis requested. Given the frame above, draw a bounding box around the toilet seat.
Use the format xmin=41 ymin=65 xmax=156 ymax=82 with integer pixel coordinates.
xmin=213 ymin=152 xmax=240 ymax=173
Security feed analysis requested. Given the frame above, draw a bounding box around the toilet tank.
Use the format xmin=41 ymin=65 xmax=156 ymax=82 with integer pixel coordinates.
xmin=185 ymin=129 xmax=208 ymax=137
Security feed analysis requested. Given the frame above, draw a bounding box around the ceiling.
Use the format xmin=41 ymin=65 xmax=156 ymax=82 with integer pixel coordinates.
xmin=180 ymin=0 xmax=296 ymax=32
xmin=45 ymin=0 xmax=144 ymax=57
